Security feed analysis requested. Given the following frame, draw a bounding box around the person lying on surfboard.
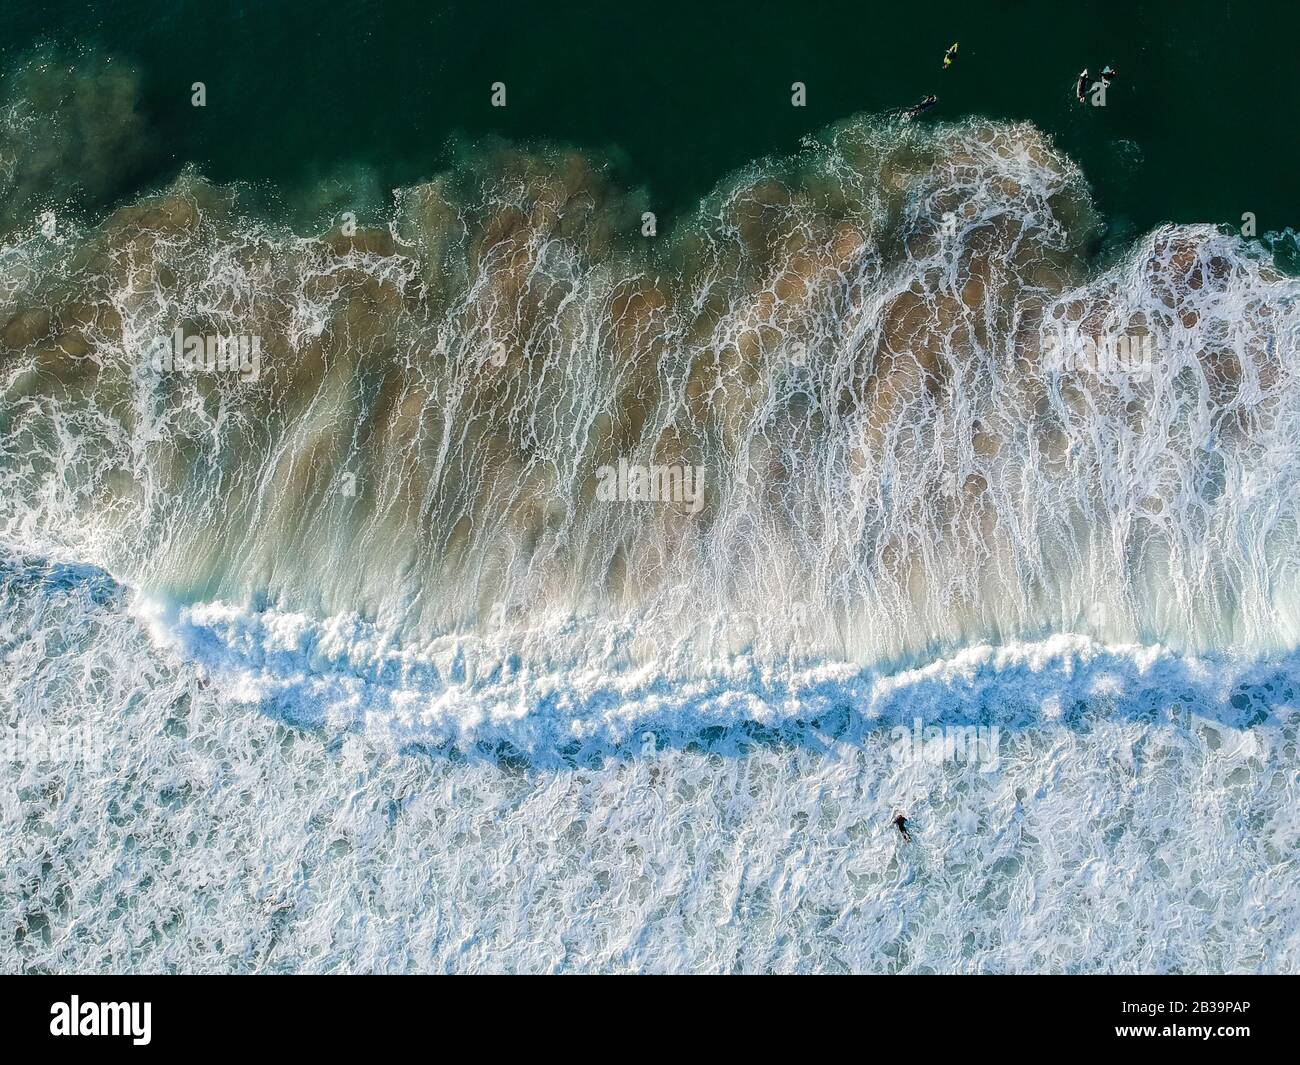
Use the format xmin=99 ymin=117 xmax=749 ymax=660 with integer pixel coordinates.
xmin=1076 ymin=69 xmax=1090 ymax=103
xmin=893 ymin=814 xmax=913 ymax=844
xmin=943 ymin=42 xmax=959 ymax=69
xmin=904 ymin=94 xmax=939 ymax=120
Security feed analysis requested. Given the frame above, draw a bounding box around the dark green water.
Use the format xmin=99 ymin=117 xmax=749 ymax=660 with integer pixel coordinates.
xmin=2 ymin=0 xmax=1297 ymax=238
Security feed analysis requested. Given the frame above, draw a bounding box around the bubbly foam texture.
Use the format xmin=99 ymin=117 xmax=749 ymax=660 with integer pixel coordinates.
xmin=131 ymin=589 xmax=1295 ymax=763
xmin=2 ymin=553 xmax=1297 ymax=972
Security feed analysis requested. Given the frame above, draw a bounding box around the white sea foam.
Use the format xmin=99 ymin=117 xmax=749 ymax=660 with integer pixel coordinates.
xmin=133 ymin=590 xmax=1295 ymax=762
xmin=1 ymin=552 xmax=1297 ymax=973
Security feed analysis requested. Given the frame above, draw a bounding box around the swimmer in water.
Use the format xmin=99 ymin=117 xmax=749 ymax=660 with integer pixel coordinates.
xmin=893 ymin=814 xmax=913 ymax=844
xmin=943 ymin=42 xmax=959 ymax=69
xmin=904 ymin=94 xmax=938 ymax=120
xmin=1076 ymin=69 xmax=1090 ymax=104
xmin=1101 ymin=64 xmax=1117 ymax=84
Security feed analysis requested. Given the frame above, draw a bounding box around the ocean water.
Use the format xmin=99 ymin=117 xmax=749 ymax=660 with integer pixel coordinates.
xmin=2 ymin=32 xmax=1300 ymax=973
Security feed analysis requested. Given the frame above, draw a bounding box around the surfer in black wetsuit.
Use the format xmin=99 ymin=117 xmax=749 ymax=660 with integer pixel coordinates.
xmin=1075 ymin=69 xmax=1090 ymax=104
xmin=893 ymin=813 xmax=913 ymax=843
xmin=905 ymin=95 xmax=938 ymax=121
xmin=1100 ymin=65 xmax=1117 ymax=84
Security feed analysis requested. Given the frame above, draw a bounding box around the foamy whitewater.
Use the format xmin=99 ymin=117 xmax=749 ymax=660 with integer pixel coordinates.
xmin=1 ymin=60 xmax=1298 ymax=970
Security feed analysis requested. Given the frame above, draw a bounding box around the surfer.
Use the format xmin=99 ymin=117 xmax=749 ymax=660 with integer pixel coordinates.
xmin=904 ymin=94 xmax=938 ymax=120
xmin=943 ymin=42 xmax=959 ymax=70
xmin=892 ymin=814 xmax=913 ymax=843
xmin=1075 ymin=69 xmax=1089 ymax=104
xmin=1100 ymin=65 xmax=1117 ymax=84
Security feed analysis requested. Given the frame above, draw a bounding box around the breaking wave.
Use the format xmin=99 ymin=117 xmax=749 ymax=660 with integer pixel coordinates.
xmin=3 ymin=113 xmax=1299 ymax=672
xmin=2 ymin=548 xmax=1297 ymax=972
